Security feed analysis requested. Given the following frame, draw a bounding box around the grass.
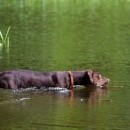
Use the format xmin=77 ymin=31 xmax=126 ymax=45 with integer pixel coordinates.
xmin=0 ymin=26 xmax=11 ymax=47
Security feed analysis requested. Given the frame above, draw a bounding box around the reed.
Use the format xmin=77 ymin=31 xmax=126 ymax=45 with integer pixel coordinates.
xmin=0 ymin=26 xmax=10 ymax=47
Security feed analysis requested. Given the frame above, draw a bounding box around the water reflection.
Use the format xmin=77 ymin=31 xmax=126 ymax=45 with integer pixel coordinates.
xmin=0 ymin=87 xmax=108 ymax=107
xmin=0 ymin=87 xmax=119 ymax=130
xmin=0 ymin=44 xmax=2 ymax=60
xmin=69 ymin=87 xmax=108 ymax=107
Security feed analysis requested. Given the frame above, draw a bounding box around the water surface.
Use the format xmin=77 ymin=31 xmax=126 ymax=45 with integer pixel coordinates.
xmin=0 ymin=0 xmax=130 ymax=129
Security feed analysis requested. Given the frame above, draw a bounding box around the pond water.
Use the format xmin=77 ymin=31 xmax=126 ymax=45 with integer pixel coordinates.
xmin=0 ymin=0 xmax=130 ymax=129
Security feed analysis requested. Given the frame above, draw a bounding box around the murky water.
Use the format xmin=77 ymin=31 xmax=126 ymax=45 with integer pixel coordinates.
xmin=0 ymin=0 xmax=130 ymax=129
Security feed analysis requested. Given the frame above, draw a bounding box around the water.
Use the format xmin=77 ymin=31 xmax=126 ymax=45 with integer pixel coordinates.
xmin=0 ymin=0 xmax=130 ymax=129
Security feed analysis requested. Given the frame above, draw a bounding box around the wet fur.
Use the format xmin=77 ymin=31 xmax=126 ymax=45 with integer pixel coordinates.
xmin=0 ymin=70 xmax=109 ymax=89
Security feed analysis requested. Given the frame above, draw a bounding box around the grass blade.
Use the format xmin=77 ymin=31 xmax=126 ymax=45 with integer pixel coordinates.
xmin=0 ymin=31 xmax=4 ymax=41
xmin=4 ymin=26 xmax=11 ymax=43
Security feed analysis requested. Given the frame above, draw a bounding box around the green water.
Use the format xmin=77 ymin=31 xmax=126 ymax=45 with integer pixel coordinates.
xmin=0 ymin=0 xmax=130 ymax=129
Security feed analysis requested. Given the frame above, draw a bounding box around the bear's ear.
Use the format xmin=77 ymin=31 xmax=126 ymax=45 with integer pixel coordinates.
xmin=87 ymin=70 xmax=93 ymax=84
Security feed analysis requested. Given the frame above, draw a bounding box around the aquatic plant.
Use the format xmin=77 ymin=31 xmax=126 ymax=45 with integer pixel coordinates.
xmin=0 ymin=26 xmax=10 ymax=47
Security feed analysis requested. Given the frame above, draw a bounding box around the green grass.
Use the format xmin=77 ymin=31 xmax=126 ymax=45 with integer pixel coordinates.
xmin=0 ymin=26 xmax=10 ymax=47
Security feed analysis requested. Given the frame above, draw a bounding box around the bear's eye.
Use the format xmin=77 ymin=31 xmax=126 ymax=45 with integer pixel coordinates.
xmin=97 ymin=75 xmax=101 ymax=80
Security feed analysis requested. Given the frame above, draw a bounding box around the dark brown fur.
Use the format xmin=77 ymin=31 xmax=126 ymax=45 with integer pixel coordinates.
xmin=0 ymin=70 xmax=109 ymax=89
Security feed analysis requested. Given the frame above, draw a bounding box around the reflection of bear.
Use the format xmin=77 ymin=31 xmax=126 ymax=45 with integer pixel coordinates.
xmin=69 ymin=87 xmax=108 ymax=108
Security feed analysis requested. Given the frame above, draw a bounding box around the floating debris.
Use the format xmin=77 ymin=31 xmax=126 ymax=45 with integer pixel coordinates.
xmin=18 ymin=97 xmax=30 ymax=101
xmin=99 ymin=99 xmax=113 ymax=102
xmin=80 ymin=98 xmax=87 ymax=102
xmin=112 ymin=86 xmax=124 ymax=88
